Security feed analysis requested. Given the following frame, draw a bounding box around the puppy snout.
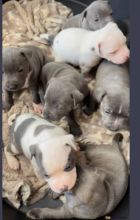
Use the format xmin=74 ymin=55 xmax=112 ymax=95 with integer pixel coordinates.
xmin=108 ymin=126 xmax=118 ymax=132
xmin=8 ymin=84 xmax=18 ymax=90
xmin=60 ymin=185 xmax=68 ymax=193
xmin=126 ymin=56 xmax=129 ymax=61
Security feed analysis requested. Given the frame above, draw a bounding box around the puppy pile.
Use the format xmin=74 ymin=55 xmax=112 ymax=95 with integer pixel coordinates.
xmin=2 ymin=0 xmax=130 ymax=219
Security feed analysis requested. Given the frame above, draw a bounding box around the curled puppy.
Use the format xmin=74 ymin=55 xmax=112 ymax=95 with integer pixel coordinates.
xmin=39 ymin=62 xmax=95 ymax=136
xmin=4 ymin=113 xmax=78 ymax=193
xmin=2 ymin=45 xmax=49 ymax=113
xmin=84 ymin=60 xmax=130 ymax=131
xmin=27 ymin=133 xmax=128 ymax=219
xmin=40 ymin=22 xmax=130 ymax=80
xmin=62 ymin=0 xmax=114 ymax=31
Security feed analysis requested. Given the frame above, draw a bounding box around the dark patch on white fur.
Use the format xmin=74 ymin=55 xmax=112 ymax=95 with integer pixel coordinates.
xmin=34 ymin=124 xmax=55 ymax=136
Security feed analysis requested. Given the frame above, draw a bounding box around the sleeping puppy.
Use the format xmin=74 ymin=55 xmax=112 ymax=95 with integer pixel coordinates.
xmin=62 ymin=0 xmax=114 ymax=31
xmin=27 ymin=133 xmax=128 ymax=219
xmin=84 ymin=60 xmax=130 ymax=131
xmin=2 ymin=45 xmax=49 ymax=113
xmin=39 ymin=62 xmax=95 ymax=137
xmin=4 ymin=113 xmax=78 ymax=193
xmin=40 ymin=22 xmax=130 ymax=80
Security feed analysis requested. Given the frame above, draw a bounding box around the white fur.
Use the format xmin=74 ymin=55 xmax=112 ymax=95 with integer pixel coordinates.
xmin=6 ymin=114 xmax=77 ymax=193
xmin=41 ymin=22 xmax=130 ymax=73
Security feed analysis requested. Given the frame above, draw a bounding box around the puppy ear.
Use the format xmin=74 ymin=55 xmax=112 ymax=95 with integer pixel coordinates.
xmin=80 ymin=10 xmax=87 ymax=24
xmin=20 ymin=48 xmax=32 ymax=60
xmin=94 ymin=87 xmax=106 ymax=102
xmin=30 ymin=144 xmax=37 ymax=160
xmin=65 ymin=134 xmax=78 ymax=151
xmin=70 ymin=90 xmax=84 ymax=108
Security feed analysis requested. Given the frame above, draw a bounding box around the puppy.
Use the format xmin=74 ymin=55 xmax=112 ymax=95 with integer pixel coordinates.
xmin=4 ymin=113 xmax=78 ymax=193
xmin=2 ymin=45 xmax=49 ymax=113
xmin=84 ymin=60 xmax=130 ymax=131
xmin=40 ymin=22 xmax=130 ymax=80
xmin=62 ymin=0 xmax=114 ymax=31
xmin=39 ymin=62 xmax=95 ymax=137
xmin=27 ymin=133 xmax=128 ymax=219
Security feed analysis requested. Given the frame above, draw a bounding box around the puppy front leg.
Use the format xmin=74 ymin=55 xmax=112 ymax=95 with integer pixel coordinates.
xmin=66 ymin=110 xmax=82 ymax=137
xmin=82 ymin=91 xmax=97 ymax=118
xmin=80 ymin=66 xmax=92 ymax=82
xmin=27 ymin=205 xmax=73 ymax=219
xmin=31 ymin=87 xmax=43 ymax=114
xmin=3 ymin=88 xmax=13 ymax=111
xmin=31 ymin=158 xmax=44 ymax=180
xmin=4 ymin=144 xmax=20 ymax=170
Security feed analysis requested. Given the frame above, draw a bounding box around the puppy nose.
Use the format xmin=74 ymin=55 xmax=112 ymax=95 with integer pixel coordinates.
xmin=108 ymin=126 xmax=118 ymax=132
xmin=60 ymin=185 xmax=68 ymax=193
xmin=9 ymin=84 xmax=17 ymax=90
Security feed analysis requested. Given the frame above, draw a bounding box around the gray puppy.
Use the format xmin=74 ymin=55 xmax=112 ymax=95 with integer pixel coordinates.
xmin=84 ymin=60 xmax=130 ymax=131
xmin=39 ymin=62 xmax=95 ymax=137
xmin=62 ymin=0 xmax=114 ymax=31
xmin=3 ymin=45 xmax=49 ymax=113
xmin=27 ymin=133 xmax=128 ymax=219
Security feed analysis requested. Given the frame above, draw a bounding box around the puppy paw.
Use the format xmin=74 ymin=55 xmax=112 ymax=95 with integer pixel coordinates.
xmin=7 ymin=156 xmax=19 ymax=170
xmin=2 ymin=102 xmax=12 ymax=112
xmin=70 ymin=126 xmax=82 ymax=137
xmin=27 ymin=208 xmax=41 ymax=219
xmin=33 ymin=103 xmax=43 ymax=114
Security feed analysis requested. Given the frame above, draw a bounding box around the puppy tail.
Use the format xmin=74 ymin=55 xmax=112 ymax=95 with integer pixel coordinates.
xmin=40 ymin=34 xmax=55 ymax=46
xmin=8 ymin=113 xmax=19 ymax=126
xmin=112 ymin=133 xmax=123 ymax=148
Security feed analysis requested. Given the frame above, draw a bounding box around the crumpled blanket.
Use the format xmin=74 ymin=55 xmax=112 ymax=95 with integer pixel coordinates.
xmin=2 ymin=0 xmax=130 ymax=209
xmin=3 ymin=0 xmax=73 ymax=60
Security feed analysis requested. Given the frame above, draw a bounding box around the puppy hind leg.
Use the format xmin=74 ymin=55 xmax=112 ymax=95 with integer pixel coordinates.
xmin=4 ymin=144 xmax=20 ymax=170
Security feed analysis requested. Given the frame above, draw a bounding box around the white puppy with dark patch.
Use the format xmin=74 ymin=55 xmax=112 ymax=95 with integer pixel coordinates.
xmin=4 ymin=113 xmax=78 ymax=193
xmin=40 ymin=22 xmax=130 ymax=80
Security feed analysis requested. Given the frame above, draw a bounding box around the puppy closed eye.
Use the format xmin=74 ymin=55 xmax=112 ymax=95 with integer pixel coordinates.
xmin=18 ymin=69 xmax=23 ymax=73
xmin=105 ymin=109 xmax=113 ymax=114
xmin=64 ymin=164 xmax=72 ymax=172
xmin=109 ymin=50 xmax=117 ymax=55
xmin=44 ymin=174 xmax=50 ymax=179
xmin=124 ymin=115 xmax=129 ymax=119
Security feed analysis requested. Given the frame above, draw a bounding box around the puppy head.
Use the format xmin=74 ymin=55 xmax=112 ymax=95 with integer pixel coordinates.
xmin=94 ymin=22 xmax=130 ymax=64
xmin=43 ymin=78 xmax=84 ymax=121
xmin=30 ymin=134 xmax=78 ymax=193
xmin=3 ymin=47 xmax=32 ymax=91
xmin=82 ymin=0 xmax=114 ymax=31
xmin=95 ymin=86 xmax=130 ymax=131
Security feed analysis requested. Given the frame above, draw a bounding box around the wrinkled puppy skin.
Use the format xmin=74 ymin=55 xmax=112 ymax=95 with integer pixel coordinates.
xmin=39 ymin=62 xmax=96 ymax=137
xmin=2 ymin=45 xmax=49 ymax=113
xmin=62 ymin=0 xmax=114 ymax=31
xmin=27 ymin=133 xmax=128 ymax=219
xmin=88 ymin=60 xmax=130 ymax=132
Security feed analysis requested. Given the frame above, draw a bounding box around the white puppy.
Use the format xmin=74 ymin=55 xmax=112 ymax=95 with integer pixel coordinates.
xmin=4 ymin=113 xmax=78 ymax=193
xmin=40 ymin=22 xmax=130 ymax=80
